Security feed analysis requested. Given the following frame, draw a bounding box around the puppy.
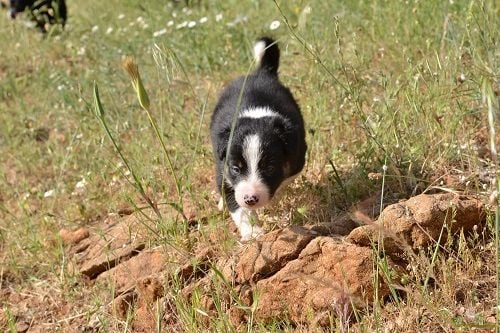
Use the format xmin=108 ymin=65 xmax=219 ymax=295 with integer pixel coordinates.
xmin=210 ymin=37 xmax=307 ymax=241
xmin=7 ymin=0 xmax=67 ymax=29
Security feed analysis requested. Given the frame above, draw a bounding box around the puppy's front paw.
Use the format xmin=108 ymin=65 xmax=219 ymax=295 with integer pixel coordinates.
xmin=230 ymin=207 xmax=264 ymax=242
xmin=240 ymin=225 xmax=264 ymax=242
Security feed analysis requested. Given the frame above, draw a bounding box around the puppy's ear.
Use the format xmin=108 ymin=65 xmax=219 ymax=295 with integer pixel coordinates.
xmin=216 ymin=128 xmax=230 ymax=160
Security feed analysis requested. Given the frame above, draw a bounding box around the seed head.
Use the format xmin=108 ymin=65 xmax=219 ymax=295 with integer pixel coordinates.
xmin=122 ymin=57 xmax=150 ymax=110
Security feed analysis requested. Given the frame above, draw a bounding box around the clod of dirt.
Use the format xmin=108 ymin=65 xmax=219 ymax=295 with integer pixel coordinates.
xmin=132 ymin=276 xmax=165 ymax=332
xmin=112 ymin=291 xmax=137 ymax=319
xmin=236 ymin=226 xmax=316 ymax=284
xmin=137 ymin=276 xmax=164 ymax=304
xmin=59 ymin=227 xmax=89 ymax=245
xmin=347 ymin=193 xmax=485 ymax=255
xmin=97 ymin=248 xmax=168 ymax=296
xmin=75 ymin=215 xmax=149 ymax=279
xmin=15 ymin=321 xmax=30 ymax=333
xmin=253 ymin=237 xmax=392 ymax=325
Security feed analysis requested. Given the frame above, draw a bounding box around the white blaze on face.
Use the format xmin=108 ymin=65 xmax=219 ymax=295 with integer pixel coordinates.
xmin=234 ymin=134 xmax=270 ymax=209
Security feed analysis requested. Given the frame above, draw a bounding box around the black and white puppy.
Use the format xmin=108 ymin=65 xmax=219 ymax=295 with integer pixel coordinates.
xmin=210 ymin=37 xmax=307 ymax=241
xmin=7 ymin=0 xmax=67 ymax=29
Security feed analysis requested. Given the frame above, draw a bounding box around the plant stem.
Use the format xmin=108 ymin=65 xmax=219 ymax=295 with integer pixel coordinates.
xmin=93 ymin=83 xmax=162 ymax=220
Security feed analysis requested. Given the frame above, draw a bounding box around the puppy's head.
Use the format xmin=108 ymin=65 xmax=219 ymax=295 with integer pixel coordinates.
xmin=220 ymin=117 xmax=290 ymax=209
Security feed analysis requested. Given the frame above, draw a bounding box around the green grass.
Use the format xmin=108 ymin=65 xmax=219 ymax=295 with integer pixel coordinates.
xmin=0 ymin=0 xmax=498 ymax=331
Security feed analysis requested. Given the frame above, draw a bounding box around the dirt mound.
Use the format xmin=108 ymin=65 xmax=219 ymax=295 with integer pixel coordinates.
xmin=56 ymin=193 xmax=485 ymax=329
xmin=347 ymin=193 xmax=485 ymax=256
xmin=254 ymin=237 xmax=391 ymax=325
xmin=229 ymin=229 xmax=389 ymax=325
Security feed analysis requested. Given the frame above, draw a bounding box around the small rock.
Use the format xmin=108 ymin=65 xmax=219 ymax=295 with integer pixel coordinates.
xmin=112 ymin=292 xmax=137 ymax=319
xmin=59 ymin=227 xmax=89 ymax=245
xmin=137 ymin=276 xmax=164 ymax=304
xmin=228 ymin=306 xmax=246 ymax=327
xmin=236 ymin=226 xmax=315 ymax=284
xmin=133 ymin=277 xmax=166 ymax=333
xmin=485 ymin=315 xmax=496 ymax=324
xmin=15 ymin=321 xmax=30 ymax=333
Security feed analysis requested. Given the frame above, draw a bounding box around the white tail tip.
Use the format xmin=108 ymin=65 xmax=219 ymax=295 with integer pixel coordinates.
xmin=253 ymin=40 xmax=266 ymax=64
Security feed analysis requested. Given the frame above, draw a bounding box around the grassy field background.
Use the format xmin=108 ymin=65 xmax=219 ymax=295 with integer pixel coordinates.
xmin=0 ymin=0 xmax=498 ymax=331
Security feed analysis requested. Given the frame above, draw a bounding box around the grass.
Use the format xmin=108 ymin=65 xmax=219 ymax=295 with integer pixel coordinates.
xmin=0 ymin=0 xmax=498 ymax=331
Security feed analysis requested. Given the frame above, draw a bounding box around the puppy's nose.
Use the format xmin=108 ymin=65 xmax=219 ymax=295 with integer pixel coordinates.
xmin=244 ymin=194 xmax=259 ymax=206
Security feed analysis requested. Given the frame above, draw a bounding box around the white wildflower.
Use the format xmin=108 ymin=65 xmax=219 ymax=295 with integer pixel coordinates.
xmin=118 ymin=14 xmax=125 ymax=20
xmin=44 ymin=189 xmax=55 ymax=198
xmin=167 ymin=20 xmax=174 ymax=27
xmin=176 ymin=21 xmax=188 ymax=29
xmin=227 ymin=15 xmax=247 ymax=27
xmin=382 ymin=164 xmax=388 ymax=172
xmin=75 ymin=179 xmax=87 ymax=190
xmin=188 ymin=21 xmax=196 ymax=28
xmin=153 ymin=28 xmax=167 ymax=37
xmin=269 ymin=20 xmax=281 ymax=30
xmin=199 ymin=17 xmax=208 ymax=24
xmin=106 ymin=27 xmax=113 ymax=34
xmin=91 ymin=25 xmax=99 ymax=33
xmin=215 ymin=13 xmax=223 ymax=22
xmin=77 ymin=47 xmax=86 ymax=56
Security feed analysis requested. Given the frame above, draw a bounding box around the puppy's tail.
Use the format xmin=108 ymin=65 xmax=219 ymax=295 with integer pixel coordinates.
xmin=253 ymin=37 xmax=280 ymax=76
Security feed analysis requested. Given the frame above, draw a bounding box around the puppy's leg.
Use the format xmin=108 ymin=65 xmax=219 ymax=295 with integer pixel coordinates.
xmin=230 ymin=207 xmax=263 ymax=242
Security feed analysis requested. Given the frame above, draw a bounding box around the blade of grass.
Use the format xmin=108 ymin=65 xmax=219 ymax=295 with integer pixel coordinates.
xmin=93 ymin=83 xmax=162 ymax=220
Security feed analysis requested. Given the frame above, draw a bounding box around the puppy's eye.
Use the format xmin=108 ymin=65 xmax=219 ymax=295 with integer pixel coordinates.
xmin=230 ymin=165 xmax=241 ymax=174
